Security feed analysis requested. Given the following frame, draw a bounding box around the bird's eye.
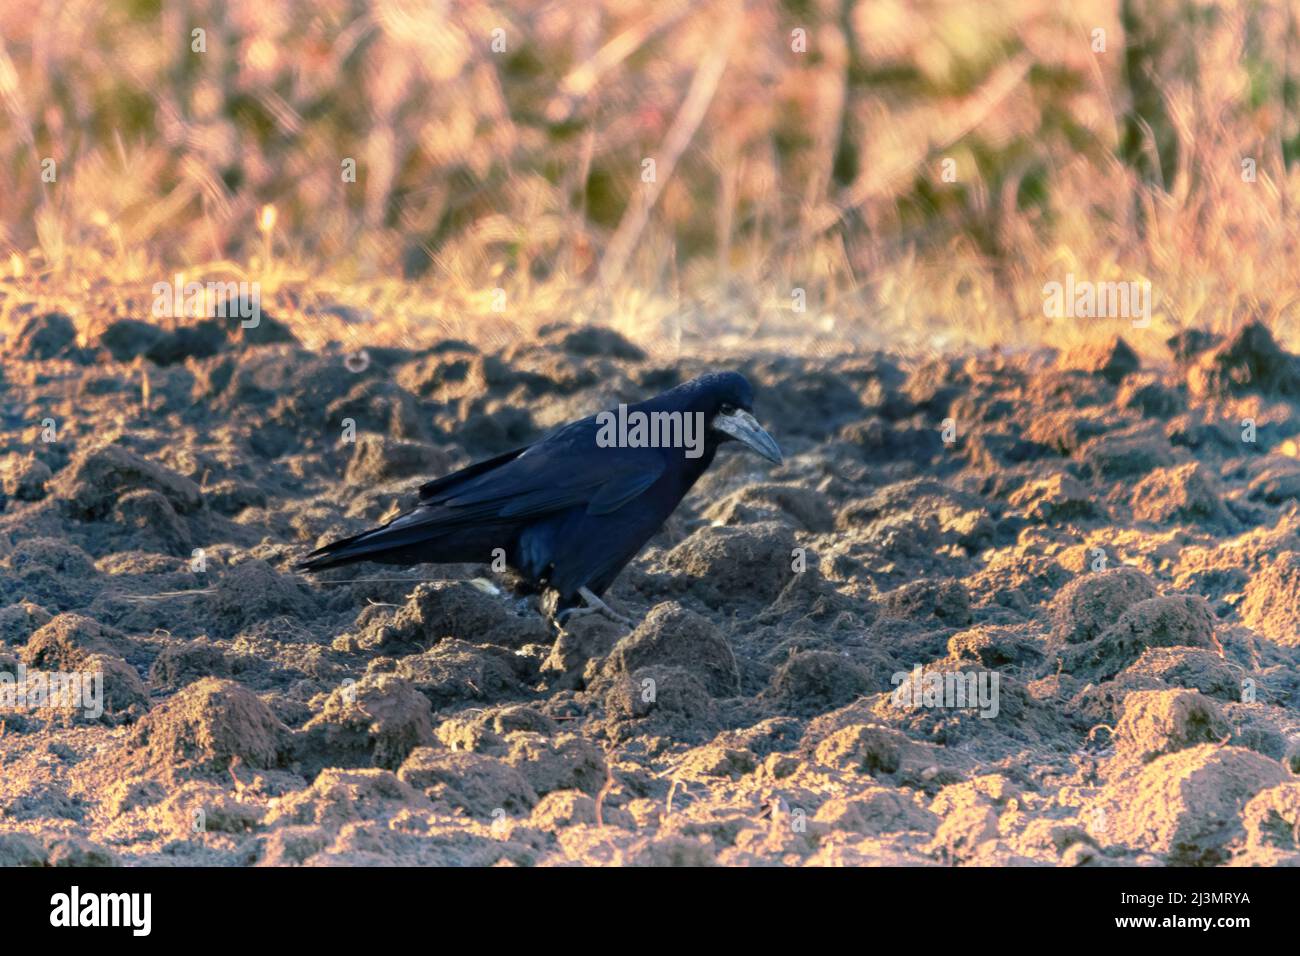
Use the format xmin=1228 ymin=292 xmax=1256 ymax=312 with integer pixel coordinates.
xmin=719 ymin=403 xmax=737 ymax=416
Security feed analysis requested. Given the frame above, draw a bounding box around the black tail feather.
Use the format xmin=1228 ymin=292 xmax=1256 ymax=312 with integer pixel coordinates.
xmin=295 ymin=528 xmax=375 ymax=572
xmin=296 ymin=521 xmax=439 ymax=572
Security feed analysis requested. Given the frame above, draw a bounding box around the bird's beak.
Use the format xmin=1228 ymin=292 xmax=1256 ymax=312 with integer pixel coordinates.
xmin=714 ymin=408 xmax=783 ymax=463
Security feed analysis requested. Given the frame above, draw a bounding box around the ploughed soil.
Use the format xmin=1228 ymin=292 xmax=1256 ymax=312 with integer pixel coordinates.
xmin=3 ymin=304 xmax=1300 ymax=866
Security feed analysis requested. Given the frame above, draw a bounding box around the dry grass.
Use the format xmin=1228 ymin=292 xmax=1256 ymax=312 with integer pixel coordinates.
xmin=2 ymin=0 xmax=1300 ymax=357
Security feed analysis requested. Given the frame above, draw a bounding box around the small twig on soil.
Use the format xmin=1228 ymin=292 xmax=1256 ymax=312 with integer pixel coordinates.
xmin=1086 ymin=723 xmax=1116 ymax=743
xmin=1048 ymin=658 xmax=1068 ymax=700
xmin=314 ymin=577 xmax=453 ymax=585
xmin=764 ymin=796 xmax=786 ymax=840
xmin=594 ymin=748 xmax=618 ymax=828
xmin=116 ymin=588 xmax=217 ymax=603
xmin=664 ymin=778 xmax=688 ymax=818
xmin=720 ymin=632 xmax=742 ymax=697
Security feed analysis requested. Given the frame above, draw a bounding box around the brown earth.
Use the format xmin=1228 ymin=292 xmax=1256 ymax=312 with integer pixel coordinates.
xmin=1 ymin=309 xmax=1299 ymax=866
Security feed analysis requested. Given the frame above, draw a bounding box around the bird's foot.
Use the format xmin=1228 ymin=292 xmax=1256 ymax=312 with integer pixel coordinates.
xmin=555 ymin=587 xmax=634 ymax=629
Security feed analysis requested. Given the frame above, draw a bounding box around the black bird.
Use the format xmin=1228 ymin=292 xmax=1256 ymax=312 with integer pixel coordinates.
xmin=297 ymin=371 xmax=782 ymax=624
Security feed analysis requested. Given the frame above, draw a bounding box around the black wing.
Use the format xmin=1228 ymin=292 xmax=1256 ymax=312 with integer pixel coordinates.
xmin=410 ymin=417 xmax=665 ymax=523
xmin=298 ymin=418 xmax=664 ymax=569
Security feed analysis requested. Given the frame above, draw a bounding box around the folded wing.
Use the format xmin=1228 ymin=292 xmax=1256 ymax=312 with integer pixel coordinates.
xmin=297 ymin=418 xmax=665 ymax=569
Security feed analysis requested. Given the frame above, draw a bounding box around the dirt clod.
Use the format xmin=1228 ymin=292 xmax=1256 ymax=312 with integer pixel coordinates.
xmin=129 ymin=678 xmax=290 ymax=776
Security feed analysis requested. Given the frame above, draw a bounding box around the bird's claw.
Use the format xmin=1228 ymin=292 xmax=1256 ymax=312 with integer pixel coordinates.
xmin=555 ymin=587 xmax=634 ymax=629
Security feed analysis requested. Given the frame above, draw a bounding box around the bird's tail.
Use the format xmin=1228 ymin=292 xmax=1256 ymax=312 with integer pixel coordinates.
xmin=296 ymin=518 xmax=443 ymax=572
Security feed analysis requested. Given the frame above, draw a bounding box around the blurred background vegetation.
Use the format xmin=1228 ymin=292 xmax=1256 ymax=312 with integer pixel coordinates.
xmin=1 ymin=0 xmax=1298 ymax=353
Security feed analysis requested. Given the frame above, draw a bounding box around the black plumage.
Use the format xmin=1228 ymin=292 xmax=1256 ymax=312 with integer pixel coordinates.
xmin=297 ymin=371 xmax=782 ymax=621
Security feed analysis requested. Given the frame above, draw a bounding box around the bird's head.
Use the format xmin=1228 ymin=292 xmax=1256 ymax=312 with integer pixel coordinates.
xmin=688 ymin=371 xmax=783 ymax=464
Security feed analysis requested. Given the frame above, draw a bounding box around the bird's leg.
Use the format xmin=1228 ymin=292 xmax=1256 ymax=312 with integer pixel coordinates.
xmin=578 ymin=587 xmax=634 ymax=626
xmin=555 ymin=587 xmax=633 ymax=628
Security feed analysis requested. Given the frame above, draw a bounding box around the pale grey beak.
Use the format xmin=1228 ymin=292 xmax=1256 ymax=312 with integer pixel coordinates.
xmin=714 ymin=408 xmax=783 ymax=463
